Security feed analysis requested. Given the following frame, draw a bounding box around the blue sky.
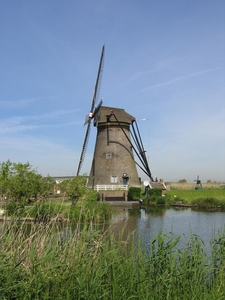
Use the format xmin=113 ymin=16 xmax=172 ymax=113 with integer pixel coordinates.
xmin=0 ymin=0 xmax=224 ymax=182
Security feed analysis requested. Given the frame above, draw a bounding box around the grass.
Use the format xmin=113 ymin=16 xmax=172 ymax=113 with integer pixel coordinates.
xmin=140 ymin=182 xmax=225 ymax=209
xmin=0 ymin=215 xmax=225 ymax=299
xmin=166 ymin=189 xmax=225 ymax=202
xmin=3 ymin=199 xmax=114 ymax=222
xmin=166 ymin=181 xmax=225 ymax=190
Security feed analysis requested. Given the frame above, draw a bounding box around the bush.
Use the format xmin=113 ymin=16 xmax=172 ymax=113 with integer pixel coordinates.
xmin=5 ymin=202 xmax=25 ymax=217
xmin=128 ymin=187 xmax=141 ymax=200
xmin=80 ymin=201 xmax=113 ymax=221
xmin=27 ymin=201 xmax=65 ymax=221
xmin=157 ymin=197 xmax=166 ymax=205
xmin=149 ymin=188 xmax=162 ymax=198
xmin=84 ymin=189 xmax=100 ymax=201
xmin=178 ymin=179 xmax=187 ymax=183
xmin=191 ymin=197 xmax=225 ymax=209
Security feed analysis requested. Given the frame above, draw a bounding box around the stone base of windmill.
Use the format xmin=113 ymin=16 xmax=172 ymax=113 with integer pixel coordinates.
xmin=100 ymin=190 xmax=128 ymax=202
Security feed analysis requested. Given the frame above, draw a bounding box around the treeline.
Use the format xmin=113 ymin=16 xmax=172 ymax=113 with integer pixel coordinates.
xmin=0 ymin=160 xmax=93 ymax=204
xmin=0 ymin=160 xmax=55 ymax=202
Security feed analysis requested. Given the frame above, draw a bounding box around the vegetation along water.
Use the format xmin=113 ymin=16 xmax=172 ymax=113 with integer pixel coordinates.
xmin=0 ymin=160 xmax=225 ymax=299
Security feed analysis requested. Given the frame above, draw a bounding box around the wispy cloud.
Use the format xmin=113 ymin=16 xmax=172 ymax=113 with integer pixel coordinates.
xmin=0 ymin=97 xmax=42 ymax=109
xmin=0 ymin=109 xmax=78 ymax=134
xmin=0 ymin=95 xmax=63 ymax=109
xmin=141 ymin=67 xmax=222 ymax=91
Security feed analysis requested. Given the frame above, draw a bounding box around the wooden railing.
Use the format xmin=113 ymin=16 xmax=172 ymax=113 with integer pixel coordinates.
xmin=95 ymin=185 xmax=128 ymax=191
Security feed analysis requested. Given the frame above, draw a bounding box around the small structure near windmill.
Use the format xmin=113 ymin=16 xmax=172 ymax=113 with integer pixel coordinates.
xmin=144 ymin=179 xmax=167 ymax=197
xmin=76 ymin=46 xmax=154 ymax=196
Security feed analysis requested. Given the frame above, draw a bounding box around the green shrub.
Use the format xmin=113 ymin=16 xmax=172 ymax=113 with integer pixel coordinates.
xmin=157 ymin=196 xmax=166 ymax=205
xmin=28 ymin=201 xmax=64 ymax=221
xmin=5 ymin=202 xmax=25 ymax=217
xmin=191 ymin=197 xmax=223 ymax=208
xmin=68 ymin=205 xmax=81 ymax=221
xmin=80 ymin=201 xmax=113 ymax=221
xmin=128 ymin=187 xmax=141 ymax=200
xmin=84 ymin=189 xmax=100 ymax=201
xmin=149 ymin=188 xmax=162 ymax=197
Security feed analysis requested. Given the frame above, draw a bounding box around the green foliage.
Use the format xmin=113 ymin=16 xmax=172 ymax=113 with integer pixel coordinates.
xmin=191 ymin=197 xmax=225 ymax=209
xmin=68 ymin=205 xmax=81 ymax=221
xmin=84 ymin=188 xmax=100 ymax=201
xmin=39 ymin=176 xmax=55 ymax=198
xmin=0 ymin=159 xmax=13 ymax=196
xmin=67 ymin=201 xmax=113 ymax=222
xmin=156 ymin=196 xmax=166 ymax=205
xmin=60 ymin=176 xmax=87 ymax=205
xmin=28 ymin=201 xmax=64 ymax=221
xmin=0 ymin=221 xmax=225 ymax=299
xmin=5 ymin=201 xmax=26 ymax=217
xmin=128 ymin=187 xmax=141 ymax=200
xmin=0 ymin=160 xmax=55 ymax=202
xmin=149 ymin=188 xmax=162 ymax=198
xmin=82 ymin=201 xmax=113 ymax=221
xmin=166 ymin=189 xmax=225 ymax=203
xmin=178 ymin=179 xmax=187 ymax=183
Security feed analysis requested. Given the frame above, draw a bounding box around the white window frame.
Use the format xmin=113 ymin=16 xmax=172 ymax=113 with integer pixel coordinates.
xmin=111 ymin=176 xmax=118 ymax=183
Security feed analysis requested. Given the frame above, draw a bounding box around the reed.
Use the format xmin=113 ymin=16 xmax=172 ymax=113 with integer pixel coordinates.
xmin=167 ymin=181 xmax=225 ymax=191
xmin=4 ymin=199 xmax=114 ymax=222
xmin=0 ymin=216 xmax=225 ymax=299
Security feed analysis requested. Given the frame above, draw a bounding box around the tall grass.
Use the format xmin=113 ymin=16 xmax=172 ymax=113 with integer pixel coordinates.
xmin=4 ymin=200 xmax=113 ymax=222
xmin=167 ymin=181 xmax=225 ymax=191
xmin=1 ymin=215 xmax=225 ymax=299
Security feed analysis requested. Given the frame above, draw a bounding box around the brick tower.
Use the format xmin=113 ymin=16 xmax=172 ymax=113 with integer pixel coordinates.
xmin=88 ymin=106 xmax=140 ymax=188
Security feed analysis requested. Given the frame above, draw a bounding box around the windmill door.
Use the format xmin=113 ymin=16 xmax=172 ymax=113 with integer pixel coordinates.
xmin=122 ymin=173 xmax=129 ymax=185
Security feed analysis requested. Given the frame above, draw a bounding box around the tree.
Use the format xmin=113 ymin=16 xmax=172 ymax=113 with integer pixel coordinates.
xmin=0 ymin=160 xmax=55 ymax=202
xmin=9 ymin=162 xmax=39 ymax=202
xmin=0 ymin=160 xmax=13 ymax=199
xmin=60 ymin=176 xmax=87 ymax=206
xmin=178 ymin=179 xmax=187 ymax=183
xmin=39 ymin=176 xmax=55 ymax=199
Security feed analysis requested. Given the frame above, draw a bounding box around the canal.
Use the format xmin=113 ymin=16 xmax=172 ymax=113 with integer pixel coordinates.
xmin=108 ymin=206 xmax=225 ymax=253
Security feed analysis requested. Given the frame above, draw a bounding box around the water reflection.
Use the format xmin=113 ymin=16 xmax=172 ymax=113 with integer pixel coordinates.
xmin=1 ymin=207 xmax=224 ymax=254
xmin=110 ymin=206 xmax=225 ymax=253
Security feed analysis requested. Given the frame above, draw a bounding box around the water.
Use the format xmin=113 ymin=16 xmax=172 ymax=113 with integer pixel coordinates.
xmin=109 ymin=206 xmax=225 ymax=253
xmin=2 ymin=206 xmax=224 ymax=255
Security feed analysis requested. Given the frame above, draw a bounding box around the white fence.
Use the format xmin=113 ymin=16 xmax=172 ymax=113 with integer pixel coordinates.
xmin=95 ymin=185 xmax=128 ymax=191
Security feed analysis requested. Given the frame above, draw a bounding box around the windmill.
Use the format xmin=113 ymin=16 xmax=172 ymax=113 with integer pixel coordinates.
xmin=76 ymin=46 xmax=153 ymax=189
xmin=194 ymin=175 xmax=203 ymax=190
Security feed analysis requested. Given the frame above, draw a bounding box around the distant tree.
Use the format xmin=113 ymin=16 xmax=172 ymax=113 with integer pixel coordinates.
xmin=178 ymin=179 xmax=187 ymax=183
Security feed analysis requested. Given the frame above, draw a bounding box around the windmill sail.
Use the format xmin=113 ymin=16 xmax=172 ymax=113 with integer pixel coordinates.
xmin=76 ymin=46 xmax=105 ymax=176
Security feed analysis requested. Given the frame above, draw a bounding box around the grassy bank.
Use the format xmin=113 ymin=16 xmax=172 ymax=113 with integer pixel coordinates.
xmin=141 ymin=182 xmax=225 ymax=209
xmin=3 ymin=199 xmax=114 ymax=222
xmin=0 ymin=216 xmax=225 ymax=299
xmin=166 ymin=189 xmax=225 ymax=202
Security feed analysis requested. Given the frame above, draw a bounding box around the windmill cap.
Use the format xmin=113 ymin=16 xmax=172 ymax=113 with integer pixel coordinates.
xmin=95 ymin=106 xmax=135 ymax=125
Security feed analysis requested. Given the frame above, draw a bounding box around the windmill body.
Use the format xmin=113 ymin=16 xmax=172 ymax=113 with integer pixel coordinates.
xmin=88 ymin=106 xmax=140 ymax=188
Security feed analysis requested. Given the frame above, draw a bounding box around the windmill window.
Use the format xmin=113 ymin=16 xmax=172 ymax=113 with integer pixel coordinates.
xmin=111 ymin=176 xmax=118 ymax=183
xmin=106 ymin=152 xmax=112 ymax=159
